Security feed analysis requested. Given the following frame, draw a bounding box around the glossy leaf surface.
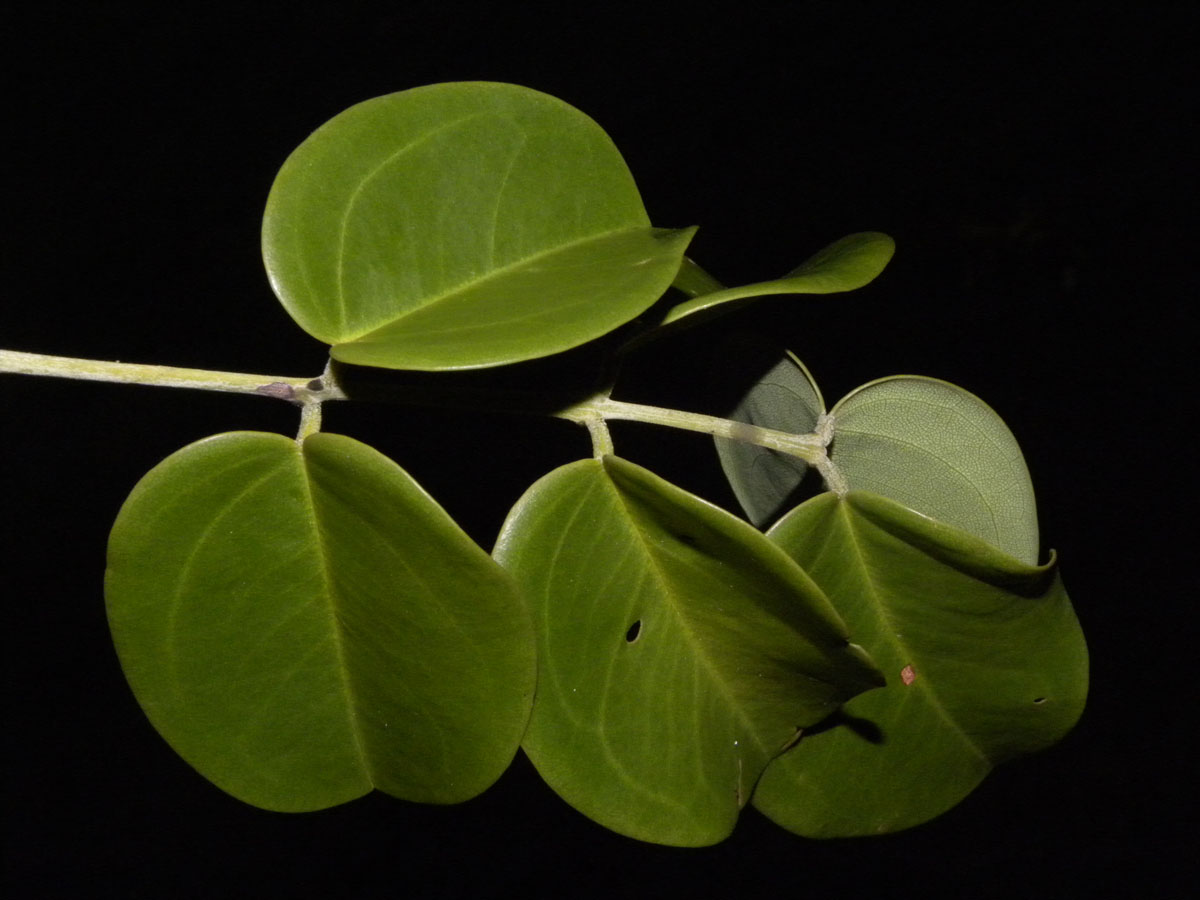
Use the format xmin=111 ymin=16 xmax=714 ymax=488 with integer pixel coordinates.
xmin=831 ymin=376 xmax=1039 ymax=564
xmin=715 ymin=339 xmax=826 ymax=527
xmin=660 ymin=232 xmax=894 ymax=326
xmin=105 ymin=431 xmax=534 ymax=812
xmin=263 ymin=81 xmax=694 ymax=370
xmin=494 ymin=456 xmax=883 ymax=846
xmin=755 ymin=491 xmax=1087 ymax=837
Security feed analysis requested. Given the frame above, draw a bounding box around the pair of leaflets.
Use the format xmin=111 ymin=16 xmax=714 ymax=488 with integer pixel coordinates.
xmin=716 ymin=348 xmax=1087 ymax=836
xmin=261 ymin=81 xmax=896 ymax=371
xmin=717 ymin=346 xmax=1038 ymax=563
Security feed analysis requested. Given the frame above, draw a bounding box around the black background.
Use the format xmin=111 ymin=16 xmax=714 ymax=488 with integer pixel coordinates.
xmin=5 ymin=5 xmax=1193 ymax=897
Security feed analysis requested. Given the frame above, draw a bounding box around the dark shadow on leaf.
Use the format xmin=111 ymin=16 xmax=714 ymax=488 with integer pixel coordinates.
xmin=803 ymin=707 xmax=885 ymax=744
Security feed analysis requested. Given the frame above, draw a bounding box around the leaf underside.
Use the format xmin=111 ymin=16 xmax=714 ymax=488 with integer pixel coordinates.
xmin=714 ymin=345 xmax=1039 ymax=563
xmin=831 ymin=375 xmax=1039 ymax=564
xmin=105 ymin=431 xmax=535 ymax=811
xmin=715 ymin=336 xmax=827 ymax=527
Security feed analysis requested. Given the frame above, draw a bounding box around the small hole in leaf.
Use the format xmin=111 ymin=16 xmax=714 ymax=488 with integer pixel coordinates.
xmin=1033 ymin=697 xmax=1047 ymax=704
xmin=625 ymin=620 xmax=642 ymax=643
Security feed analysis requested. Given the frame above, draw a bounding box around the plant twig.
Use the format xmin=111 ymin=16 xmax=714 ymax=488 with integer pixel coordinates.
xmin=2 ymin=348 xmax=833 ymax=468
xmin=558 ymin=396 xmax=829 ymax=465
xmin=0 ymin=349 xmax=342 ymax=404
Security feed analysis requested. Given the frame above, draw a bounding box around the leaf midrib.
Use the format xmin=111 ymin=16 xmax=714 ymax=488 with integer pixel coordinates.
xmin=836 ymin=499 xmax=990 ymax=766
xmin=603 ymin=472 xmax=777 ymax=766
xmin=530 ymin=468 xmax=692 ymax=817
xmin=334 ymin=111 xmax=493 ymax=334
xmin=337 ymin=224 xmax=656 ymax=343
xmin=296 ymin=445 xmax=375 ymax=787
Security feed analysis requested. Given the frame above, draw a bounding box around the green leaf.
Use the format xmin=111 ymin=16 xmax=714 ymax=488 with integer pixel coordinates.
xmin=493 ymin=456 xmax=883 ymax=846
xmin=831 ymin=376 xmax=1039 ymax=564
xmin=262 ymin=81 xmax=694 ymax=370
xmin=328 ymin=227 xmax=695 ymax=370
xmin=715 ymin=338 xmax=826 ymax=527
xmin=755 ymin=491 xmax=1088 ymax=837
xmin=659 ymin=232 xmax=895 ymax=327
xmin=105 ymin=431 xmax=534 ymax=812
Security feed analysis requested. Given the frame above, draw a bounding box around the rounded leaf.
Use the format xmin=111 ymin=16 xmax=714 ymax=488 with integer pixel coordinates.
xmin=105 ymin=431 xmax=534 ymax=811
xmin=262 ymin=82 xmax=694 ymax=370
xmin=756 ymin=491 xmax=1087 ymax=836
xmin=493 ymin=456 xmax=882 ymax=846
xmin=832 ymin=375 xmax=1039 ymax=564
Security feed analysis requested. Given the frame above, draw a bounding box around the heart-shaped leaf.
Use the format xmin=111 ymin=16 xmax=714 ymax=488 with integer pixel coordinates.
xmin=105 ymin=431 xmax=534 ymax=812
xmin=493 ymin=455 xmax=883 ymax=846
xmin=831 ymin=376 xmax=1039 ymax=564
xmin=659 ymin=232 xmax=895 ymax=327
xmin=715 ymin=337 xmax=826 ymax=527
xmin=262 ymin=81 xmax=694 ymax=370
xmin=755 ymin=491 xmax=1087 ymax=837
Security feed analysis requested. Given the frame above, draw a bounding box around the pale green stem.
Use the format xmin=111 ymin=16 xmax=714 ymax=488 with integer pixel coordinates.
xmin=557 ymin=395 xmax=831 ymax=466
xmin=296 ymin=402 xmax=323 ymax=442
xmin=584 ymin=415 xmax=615 ymax=458
xmin=3 ymin=348 xmax=843 ymax=488
xmin=0 ymin=349 xmax=344 ymax=404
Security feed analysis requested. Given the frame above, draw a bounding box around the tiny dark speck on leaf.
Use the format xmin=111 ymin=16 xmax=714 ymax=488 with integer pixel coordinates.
xmin=307 ymin=378 xmax=324 ymax=391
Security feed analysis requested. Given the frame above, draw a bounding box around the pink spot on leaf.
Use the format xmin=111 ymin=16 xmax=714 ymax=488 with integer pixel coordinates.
xmin=901 ymin=665 xmax=916 ymax=685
